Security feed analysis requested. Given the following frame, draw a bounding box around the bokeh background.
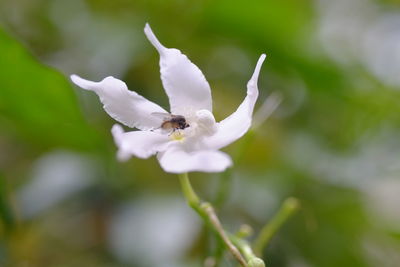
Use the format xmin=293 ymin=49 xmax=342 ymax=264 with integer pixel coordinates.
xmin=1 ymin=0 xmax=400 ymax=266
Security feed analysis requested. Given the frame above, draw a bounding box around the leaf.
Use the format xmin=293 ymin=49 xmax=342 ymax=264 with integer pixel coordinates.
xmin=0 ymin=28 xmax=104 ymax=151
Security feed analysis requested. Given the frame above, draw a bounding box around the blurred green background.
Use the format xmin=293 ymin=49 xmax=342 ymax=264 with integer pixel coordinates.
xmin=1 ymin=0 xmax=400 ymax=266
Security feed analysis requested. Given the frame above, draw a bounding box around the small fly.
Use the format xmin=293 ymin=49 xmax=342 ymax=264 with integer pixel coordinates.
xmin=151 ymin=112 xmax=190 ymax=133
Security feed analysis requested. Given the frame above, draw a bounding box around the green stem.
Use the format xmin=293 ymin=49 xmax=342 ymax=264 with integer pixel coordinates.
xmin=253 ymin=197 xmax=300 ymax=256
xmin=178 ymin=173 xmax=200 ymax=208
xmin=230 ymin=234 xmax=265 ymax=267
xmin=178 ymin=173 xmax=248 ymax=267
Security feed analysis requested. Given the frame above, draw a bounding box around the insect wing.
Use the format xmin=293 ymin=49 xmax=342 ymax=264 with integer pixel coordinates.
xmin=151 ymin=112 xmax=174 ymax=121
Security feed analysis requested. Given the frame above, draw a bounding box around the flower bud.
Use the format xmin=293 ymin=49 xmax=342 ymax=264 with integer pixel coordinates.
xmin=248 ymin=257 xmax=265 ymax=267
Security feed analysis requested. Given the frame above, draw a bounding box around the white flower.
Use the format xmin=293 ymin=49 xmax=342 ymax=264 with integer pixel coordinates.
xmin=70 ymin=24 xmax=266 ymax=174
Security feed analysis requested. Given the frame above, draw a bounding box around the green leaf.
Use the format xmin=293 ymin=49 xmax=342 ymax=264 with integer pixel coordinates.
xmin=0 ymin=28 xmax=103 ymax=151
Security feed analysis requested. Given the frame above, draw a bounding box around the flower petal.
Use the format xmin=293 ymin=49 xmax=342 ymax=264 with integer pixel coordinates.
xmin=71 ymin=75 xmax=168 ymax=130
xmin=203 ymin=54 xmax=266 ymax=150
xmin=144 ymin=23 xmax=212 ymax=114
xmin=111 ymin=124 xmax=170 ymax=161
xmin=157 ymin=145 xmax=232 ymax=173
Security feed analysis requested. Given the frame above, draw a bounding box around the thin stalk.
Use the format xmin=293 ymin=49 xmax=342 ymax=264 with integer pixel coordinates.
xmin=230 ymin=234 xmax=265 ymax=267
xmin=178 ymin=173 xmax=248 ymax=267
xmin=253 ymin=197 xmax=300 ymax=256
xmin=178 ymin=172 xmax=200 ymax=208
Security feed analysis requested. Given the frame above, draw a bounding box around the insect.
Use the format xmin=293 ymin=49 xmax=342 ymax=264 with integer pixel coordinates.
xmin=151 ymin=112 xmax=190 ymax=132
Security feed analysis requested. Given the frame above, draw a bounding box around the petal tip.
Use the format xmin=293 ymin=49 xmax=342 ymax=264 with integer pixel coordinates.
xmin=144 ymin=23 xmax=166 ymax=54
xmin=70 ymin=74 xmax=93 ymax=90
xmin=144 ymin=22 xmax=150 ymax=32
xmin=248 ymin=54 xmax=267 ymax=85
xmin=258 ymin=54 xmax=267 ymax=66
xmin=70 ymin=74 xmax=80 ymax=84
xmin=111 ymin=124 xmax=123 ymax=135
xmin=111 ymin=124 xmax=124 ymax=144
xmin=117 ymin=150 xmax=131 ymax=162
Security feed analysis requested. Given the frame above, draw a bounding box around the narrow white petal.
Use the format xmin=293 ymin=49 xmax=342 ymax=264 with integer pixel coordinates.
xmin=111 ymin=124 xmax=170 ymax=161
xmin=157 ymin=146 xmax=232 ymax=173
xmin=203 ymin=54 xmax=266 ymax=150
xmin=71 ymin=75 xmax=167 ymax=130
xmin=144 ymin=24 xmax=212 ymax=114
xmin=144 ymin=23 xmax=167 ymax=56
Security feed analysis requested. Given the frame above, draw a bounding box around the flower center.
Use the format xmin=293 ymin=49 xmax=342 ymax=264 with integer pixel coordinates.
xmin=163 ymin=109 xmax=217 ymax=144
xmin=170 ymin=131 xmax=185 ymax=141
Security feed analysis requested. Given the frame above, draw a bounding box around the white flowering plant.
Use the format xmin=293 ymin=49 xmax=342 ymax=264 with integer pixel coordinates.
xmin=71 ymin=24 xmax=298 ymax=267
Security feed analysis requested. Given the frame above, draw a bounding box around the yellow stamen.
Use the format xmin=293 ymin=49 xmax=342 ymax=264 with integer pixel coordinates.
xmin=170 ymin=131 xmax=185 ymax=141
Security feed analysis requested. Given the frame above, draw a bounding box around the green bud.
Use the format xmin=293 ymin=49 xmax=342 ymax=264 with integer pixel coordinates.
xmin=284 ymin=197 xmax=300 ymax=211
xmin=237 ymin=224 xmax=254 ymax=238
xmin=248 ymin=257 xmax=265 ymax=267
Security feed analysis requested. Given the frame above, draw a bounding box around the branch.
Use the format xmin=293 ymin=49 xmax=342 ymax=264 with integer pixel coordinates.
xmin=229 ymin=233 xmax=265 ymax=267
xmin=253 ymin=197 xmax=300 ymax=256
xmin=178 ymin=173 xmax=248 ymax=267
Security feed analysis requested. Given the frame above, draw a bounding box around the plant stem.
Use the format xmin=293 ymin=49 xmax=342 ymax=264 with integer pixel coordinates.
xmin=178 ymin=173 xmax=248 ymax=267
xmin=230 ymin=234 xmax=265 ymax=267
xmin=178 ymin=172 xmax=200 ymax=208
xmin=253 ymin=197 xmax=300 ymax=256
